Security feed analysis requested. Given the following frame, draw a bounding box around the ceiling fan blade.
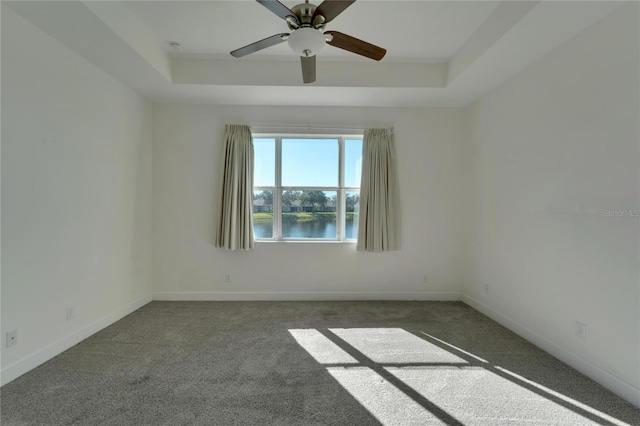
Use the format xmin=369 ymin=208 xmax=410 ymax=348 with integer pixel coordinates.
xmin=325 ymin=31 xmax=386 ymax=61
xmin=256 ymin=0 xmax=300 ymax=25
xmin=301 ymin=55 xmax=316 ymax=84
xmin=230 ymin=33 xmax=289 ymax=58
xmin=313 ymin=0 xmax=355 ymax=23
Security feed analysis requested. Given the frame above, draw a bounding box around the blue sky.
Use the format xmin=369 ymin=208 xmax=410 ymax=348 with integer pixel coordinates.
xmin=253 ymin=138 xmax=362 ymax=188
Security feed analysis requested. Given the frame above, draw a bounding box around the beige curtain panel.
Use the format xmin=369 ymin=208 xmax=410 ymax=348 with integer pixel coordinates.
xmin=215 ymin=124 xmax=255 ymax=250
xmin=357 ymin=128 xmax=399 ymax=252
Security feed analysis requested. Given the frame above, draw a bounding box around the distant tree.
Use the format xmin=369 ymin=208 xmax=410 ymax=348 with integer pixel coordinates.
xmin=282 ymin=190 xmax=302 ymax=209
xmin=301 ymin=190 xmax=328 ymax=212
xmin=255 ymin=190 xmax=273 ymax=206
xmin=346 ymin=193 xmax=360 ymax=212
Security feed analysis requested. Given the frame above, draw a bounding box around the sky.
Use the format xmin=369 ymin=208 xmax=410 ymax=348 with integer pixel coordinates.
xmin=253 ymin=137 xmax=362 ymax=189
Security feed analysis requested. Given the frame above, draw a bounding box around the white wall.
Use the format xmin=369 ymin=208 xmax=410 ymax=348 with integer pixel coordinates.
xmin=152 ymin=104 xmax=470 ymax=299
xmin=1 ymin=6 xmax=153 ymax=384
xmin=464 ymin=3 xmax=639 ymax=404
xmin=3 ymin=0 xmax=637 ymax=408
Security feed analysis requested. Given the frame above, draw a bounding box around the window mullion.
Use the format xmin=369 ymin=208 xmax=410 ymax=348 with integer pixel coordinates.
xmin=338 ymin=137 xmax=345 ymax=188
xmin=275 ymin=137 xmax=282 ymax=240
xmin=337 ymin=189 xmax=344 ymax=241
xmin=338 ymin=137 xmax=345 ymax=241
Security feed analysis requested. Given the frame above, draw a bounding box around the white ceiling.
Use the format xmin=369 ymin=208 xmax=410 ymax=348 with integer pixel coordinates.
xmin=125 ymin=1 xmax=500 ymax=62
xmin=5 ymin=1 xmax=624 ymax=107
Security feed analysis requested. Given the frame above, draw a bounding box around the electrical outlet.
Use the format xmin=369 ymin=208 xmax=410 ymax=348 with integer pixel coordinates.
xmin=6 ymin=330 xmax=17 ymax=347
xmin=575 ymin=321 xmax=586 ymax=339
xmin=224 ymin=273 xmax=231 ymax=283
xmin=66 ymin=307 xmax=75 ymax=321
xmin=484 ymin=284 xmax=490 ymax=295
xmin=423 ymin=274 xmax=428 ymax=284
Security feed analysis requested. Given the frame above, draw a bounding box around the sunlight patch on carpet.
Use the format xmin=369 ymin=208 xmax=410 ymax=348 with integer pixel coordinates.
xmin=327 ymin=367 xmax=448 ymax=426
xmin=329 ymin=328 xmax=467 ymax=364
xmin=288 ymin=327 xmax=632 ymax=425
xmin=288 ymin=329 xmax=358 ymax=364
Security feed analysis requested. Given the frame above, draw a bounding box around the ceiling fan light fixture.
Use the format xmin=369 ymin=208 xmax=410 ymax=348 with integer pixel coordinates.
xmin=287 ymin=27 xmax=326 ymax=57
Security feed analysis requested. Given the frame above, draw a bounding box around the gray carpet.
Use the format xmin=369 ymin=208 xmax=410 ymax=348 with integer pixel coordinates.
xmin=1 ymin=301 xmax=638 ymax=425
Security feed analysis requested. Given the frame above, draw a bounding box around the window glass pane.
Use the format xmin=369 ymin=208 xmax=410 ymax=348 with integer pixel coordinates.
xmin=254 ymin=138 xmax=275 ymax=187
xmin=345 ymin=139 xmax=363 ymax=187
xmin=282 ymin=190 xmax=337 ymax=239
xmin=253 ymin=190 xmax=273 ymax=239
xmin=345 ymin=191 xmax=360 ymax=240
xmin=282 ymin=139 xmax=338 ymax=187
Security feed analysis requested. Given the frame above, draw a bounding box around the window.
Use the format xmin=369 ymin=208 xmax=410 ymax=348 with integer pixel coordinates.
xmin=253 ymin=135 xmax=362 ymax=241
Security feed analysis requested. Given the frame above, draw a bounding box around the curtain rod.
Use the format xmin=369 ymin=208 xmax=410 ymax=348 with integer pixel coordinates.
xmin=250 ymin=124 xmax=364 ymax=132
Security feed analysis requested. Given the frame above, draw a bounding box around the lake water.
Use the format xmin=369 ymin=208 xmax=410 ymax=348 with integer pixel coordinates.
xmin=254 ymin=217 xmax=358 ymax=239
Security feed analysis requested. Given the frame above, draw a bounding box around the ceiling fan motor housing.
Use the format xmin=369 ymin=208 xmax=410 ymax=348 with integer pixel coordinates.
xmin=286 ymin=3 xmax=326 ymax=31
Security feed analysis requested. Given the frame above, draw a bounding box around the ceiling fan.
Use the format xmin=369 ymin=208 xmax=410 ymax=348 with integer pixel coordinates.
xmin=230 ymin=0 xmax=386 ymax=84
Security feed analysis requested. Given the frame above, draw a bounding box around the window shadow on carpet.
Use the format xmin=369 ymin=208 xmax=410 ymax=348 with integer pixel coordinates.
xmin=2 ymin=301 xmax=638 ymax=425
xmin=289 ymin=326 xmax=638 ymax=425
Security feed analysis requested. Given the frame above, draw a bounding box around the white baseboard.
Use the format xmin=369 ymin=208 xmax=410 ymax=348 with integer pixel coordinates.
xmin=153 ymin=291 xmax=462 ymax=302
xmin=0 ymin=294 xmax=152 ymax=387
xmin=462 ymin=294 xmax=640 ymax=409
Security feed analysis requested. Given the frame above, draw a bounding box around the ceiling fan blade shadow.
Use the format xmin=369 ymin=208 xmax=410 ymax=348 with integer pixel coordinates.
xmin=301 ymin=55 xmax=316 ymax=84
xmin=256 ymin=0 xmax=300 ymax=24
xmin=230 ymin=33 xmax=289 ymax=58
xmin=325 ymin=31 xmax=386 ymax=61
xmin=313 ymin=0 xmax=355 ymax=23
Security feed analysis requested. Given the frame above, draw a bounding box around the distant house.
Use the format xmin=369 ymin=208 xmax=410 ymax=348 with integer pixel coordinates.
xmin=320 ymin=199 xmax=337 ymax=212
xmin=253 ymin=198 xmax=272 ymax=213
xmin=268 ymin=198 xmax=339 ymax=213
xmin=300 ymin=199 xmax=336 ymax=213
xmin=283 ymin=200 xmax=303 ymax=213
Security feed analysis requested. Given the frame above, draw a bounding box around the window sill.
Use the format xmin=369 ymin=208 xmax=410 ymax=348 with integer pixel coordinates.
xmin=255 ymin=239 xmax=357 ymax=244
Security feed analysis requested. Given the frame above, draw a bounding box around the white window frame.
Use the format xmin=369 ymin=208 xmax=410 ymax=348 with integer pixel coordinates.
xmin=253 ymin=133 xmax=362 ymax=242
